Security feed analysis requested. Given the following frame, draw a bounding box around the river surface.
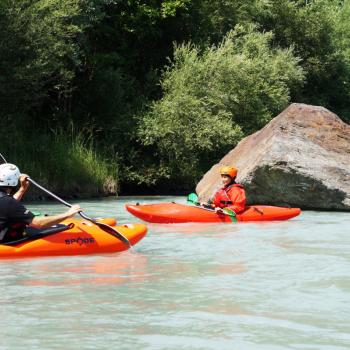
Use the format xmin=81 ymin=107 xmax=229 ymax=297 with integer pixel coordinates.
xmin=1 ymin=196 xmax=349 ymax=350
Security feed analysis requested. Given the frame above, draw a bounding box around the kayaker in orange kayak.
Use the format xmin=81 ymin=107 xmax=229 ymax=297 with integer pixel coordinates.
xmin=210 ymin=166 xmax=246 ymax=215
xmin=0 ymin=163 xmax=81 ymax=243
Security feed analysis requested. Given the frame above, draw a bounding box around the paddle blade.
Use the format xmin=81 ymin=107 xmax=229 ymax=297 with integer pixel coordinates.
xmin=222 ymin=208 xmax=237 ymax=222
xmin=187 ymin=193 xmax=199 ymax=205
xmin=78 ymin=211 xmax=131 ymax=248
xmin=94 ymin=221 xmax=131 ymax=248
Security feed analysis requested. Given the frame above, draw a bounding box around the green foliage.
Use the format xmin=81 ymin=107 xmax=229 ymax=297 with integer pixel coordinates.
xmin=183 ymin=0 xmax=272 ymax=44
xmin=161 ymin=0 xmax=190 ymax=17
xmin=138 ymin=26 xmax=305 ymax=183
xmin=180 ymin=0 xmax=350 ymax=122
xmin=334 ymin=0 xmax=350 ymax=59
xmin=0 ymin=0 xmax=86 ymax=124
xmin=71 ymin=0 xmax=192 ymax=152
xmin=255 ymin=0 xmax=350 ymax=121
xmin=1 ymin=126 xmax=118 ymax=197
xmin=1 ymin=0 xmax=349 ymax=195
xmin=327 ymin=0 xmax=350 ymax=121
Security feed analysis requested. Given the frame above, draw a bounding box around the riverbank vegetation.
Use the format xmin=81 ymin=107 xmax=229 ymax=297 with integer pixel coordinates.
xmin=1 ymin=0 xmax=350 ymax=197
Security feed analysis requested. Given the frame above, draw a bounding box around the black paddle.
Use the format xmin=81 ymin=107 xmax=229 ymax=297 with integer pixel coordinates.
xmin=28 ymin=178 xmax=131 ymax=248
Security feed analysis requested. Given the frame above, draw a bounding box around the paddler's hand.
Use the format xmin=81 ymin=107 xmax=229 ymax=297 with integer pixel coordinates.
xmin=215 ymin=207 xmax=224 ymax=214
xmin=66 ymin=205 xmax=81 ymax=217
xmin=19 ymin=174 xmax=30 ymax=192
xmin=201 ymin=203 xmax=215 ymax=209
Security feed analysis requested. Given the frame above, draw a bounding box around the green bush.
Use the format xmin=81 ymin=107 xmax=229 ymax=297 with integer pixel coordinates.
xmin=137 ymin=25 xmax=305 ymax=184
xmin=1 ymin=127 xmax=118 ymax=198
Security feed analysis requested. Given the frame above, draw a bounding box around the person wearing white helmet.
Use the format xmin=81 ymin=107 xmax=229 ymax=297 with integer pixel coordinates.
xmin=0 ymin=163 xmax=81 ymax=243
xmin=0 ymin=163 xmax=30 ymax=201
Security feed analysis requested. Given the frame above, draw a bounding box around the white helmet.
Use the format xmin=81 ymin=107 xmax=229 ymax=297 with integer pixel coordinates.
xmin=0 ymin=163 xmax=21 ymax=187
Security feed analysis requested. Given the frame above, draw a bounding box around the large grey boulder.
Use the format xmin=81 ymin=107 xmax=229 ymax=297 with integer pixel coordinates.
xmin=196 ymin=103 xmax=350 ymax=210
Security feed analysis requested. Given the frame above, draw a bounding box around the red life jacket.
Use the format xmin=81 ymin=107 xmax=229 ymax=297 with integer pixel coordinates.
xmin=213 ymin=183 xmax=246 ymax=214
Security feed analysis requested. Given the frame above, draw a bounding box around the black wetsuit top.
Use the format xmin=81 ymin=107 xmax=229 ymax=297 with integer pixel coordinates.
xmin=0 ymin=192 xmax=35 ymax=243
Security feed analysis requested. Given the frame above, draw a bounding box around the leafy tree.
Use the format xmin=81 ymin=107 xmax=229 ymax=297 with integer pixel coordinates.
xmin=256 ymin=0 xmax=350 ymax=121
xmin=72 ymin=0 xmax=194 ymax=158
xmin=328 ymin=0 xmax=350 ymax=121
xmin=137 ymin=26 xmax=305 ymax=185
xmin=180 ymin=0 xmax=350 ymax=122
xmin=1 ymin=0 xmax=349 ymax=195
xmin=182 ymin=0 xmax=272 ymax=45
xmin=0 ymin=0 xmax=86 ymax=128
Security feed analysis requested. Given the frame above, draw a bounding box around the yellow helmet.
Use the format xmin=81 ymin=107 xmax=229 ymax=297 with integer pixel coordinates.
xmin=220 ymin=166 xmax=237 ymax=178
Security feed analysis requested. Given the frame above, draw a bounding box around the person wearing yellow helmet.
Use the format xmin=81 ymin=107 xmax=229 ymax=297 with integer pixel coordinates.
xmin=0 ymin=163 xmax=81 ymax=243
xmin=211 ymin=165 xmax=246 ymax=214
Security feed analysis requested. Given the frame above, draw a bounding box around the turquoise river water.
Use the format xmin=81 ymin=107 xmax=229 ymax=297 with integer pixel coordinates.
xmin=0 ymin=196 xmax=349 ymax=350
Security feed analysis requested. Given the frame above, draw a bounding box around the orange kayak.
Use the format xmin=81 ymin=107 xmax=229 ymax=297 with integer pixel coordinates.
xmin=125 ymin=203 xmax=301 ymax=223
xmin=0 ymin=218 xmax=147 ymax=259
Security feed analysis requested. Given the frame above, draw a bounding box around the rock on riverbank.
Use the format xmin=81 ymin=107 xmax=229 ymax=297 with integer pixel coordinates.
xmin=196 ymin=103 xmax=350 ymax=210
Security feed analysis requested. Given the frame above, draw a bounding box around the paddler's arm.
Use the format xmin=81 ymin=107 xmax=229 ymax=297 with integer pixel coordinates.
xmin=13 ymin=174 xmax=30 ymax=201
xmin=30 ymin=205 xmax=81 ymax=228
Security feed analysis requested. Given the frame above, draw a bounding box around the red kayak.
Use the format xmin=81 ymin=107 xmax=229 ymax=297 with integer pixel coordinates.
xmin=125 ymin=202 xmax=301 ymax=223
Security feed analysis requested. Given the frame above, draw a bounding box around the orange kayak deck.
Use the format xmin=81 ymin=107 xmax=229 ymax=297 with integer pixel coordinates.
xmin=0 ymin=218 xmax=147 ymax=259
xmin=125 ymin=203 xmax=301 ymax=223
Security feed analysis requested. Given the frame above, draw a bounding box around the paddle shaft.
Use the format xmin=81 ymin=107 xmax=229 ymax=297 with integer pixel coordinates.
xmin=187 ymin=193 xmax=237 ymax=221
xmin=192 ymin=203 xmax=233 ymax=216
xmin=28 ymin=178 xmax=131 ymax=247
xmin=187 ymin=194 xmax=226 ymax=214
xmin=0 ymin=153 xmax=7 ymax=163
xmin=187 ymin=195 xmax=264 ymax=218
